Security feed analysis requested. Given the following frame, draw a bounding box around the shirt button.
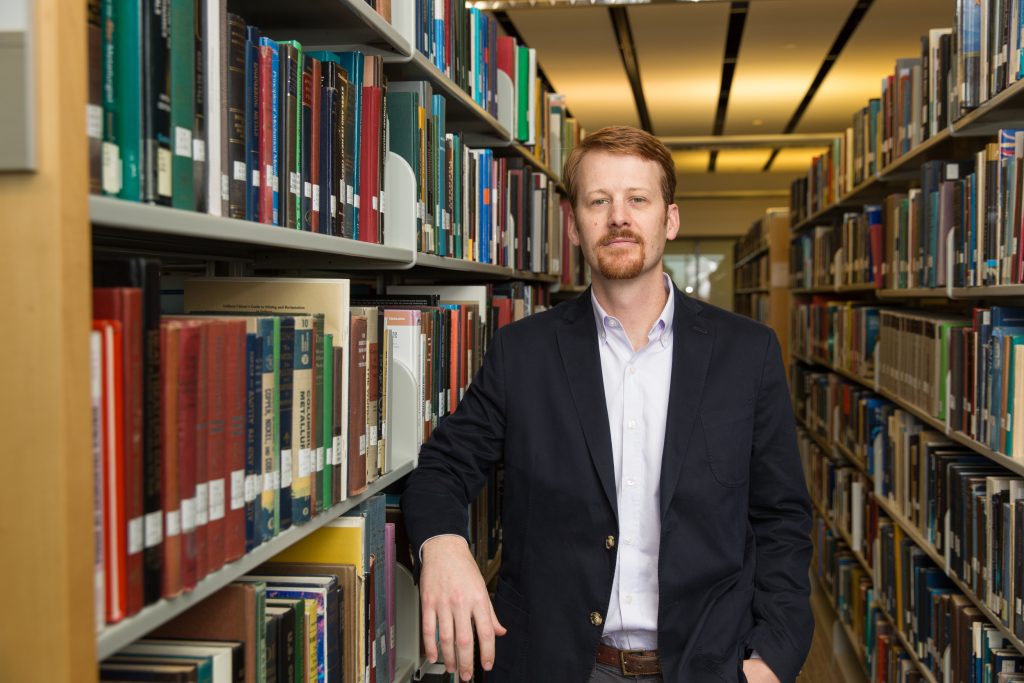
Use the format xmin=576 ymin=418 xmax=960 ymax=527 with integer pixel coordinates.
xmin=590 ymin=611 xmax=604 ymax=626
xmin=629 ymin=366 xmax=636 ymax=375
xmin=626 ymin=479 xmax=635 ymax=487
xmin=627 ymin=420 xmax=636 ymax=430
xmin=608 ymin=320 xmax=618 ymax=328
xmin=625 ymin=595 xmax=633 ymax=605
xmin=605 ymin=535 xmax=616 ymax=549
xmin=624 ymin=537 xmax=633 ymax=545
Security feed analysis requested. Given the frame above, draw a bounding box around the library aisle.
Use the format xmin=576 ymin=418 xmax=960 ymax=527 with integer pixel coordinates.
xmin=9 ymin=0 xmax=1024 ymax=681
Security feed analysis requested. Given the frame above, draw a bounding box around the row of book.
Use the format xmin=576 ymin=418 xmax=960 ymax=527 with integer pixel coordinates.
xmin=85 ymin=2 xmax=576 ymax=268
xmin=388 ymin=82 xmax=570 ymax=268
xmin=790 ymin=301 xmax=1024 ymax=463
xmin=797 ymin=369 xmax=1024 ymax=644
xmin=90 ymin=256 xmax=538 ymax=625
xmin=813 ymin=508 xmax=1024 ymax=683
xmin=792 ymin=0 xmax=1024 ymax=229
xmin=100 ymin=494 xmax=404 ymax=683
xmin=790 ymin=129 xmax=1024 ymax=290
xmin=807 ymin=434 xmax=1024 ymax=682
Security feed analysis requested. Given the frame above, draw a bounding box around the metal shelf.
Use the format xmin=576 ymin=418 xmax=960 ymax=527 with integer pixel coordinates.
xmin=90 ymin=196 xmax=415 ymax=267
xmin=234 ymin=0 xmax=412 ymax=59
xmin=412 ymin=253 xmax=513 ymax=277
xmin=97 ymin=460 xmax=416 ymax=660
xmin=873 ymin=494 xmax=1024 ymax=659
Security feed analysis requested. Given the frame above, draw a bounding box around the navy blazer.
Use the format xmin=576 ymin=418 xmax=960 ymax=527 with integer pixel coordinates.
xmin=402 ymin=286 xmax=814 ymax=682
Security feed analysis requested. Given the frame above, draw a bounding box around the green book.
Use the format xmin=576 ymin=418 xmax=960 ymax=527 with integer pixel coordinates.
xmin=100 ymin=0 xmax=121 ymax=196
xmin=311 ymin=314 xmax=325 ymax=513
xmin=516 ymin=46 xmax=530 ymax=142
xmin=115 ymin=0 xmax=141 ymax=200
xmin=386 ymin=91 xmax=421 ymax=240
xmin=169 ymin=0 xmax=195 ymax=209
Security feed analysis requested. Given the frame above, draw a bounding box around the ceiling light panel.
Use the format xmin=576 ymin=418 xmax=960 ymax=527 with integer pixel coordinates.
xmin=725 ymin=0 xmax=854 ymax=135
xmin=628 ymin=2 xmax=731 ymax=135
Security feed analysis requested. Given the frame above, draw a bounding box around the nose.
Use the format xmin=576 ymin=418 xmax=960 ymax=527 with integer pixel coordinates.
xmin=608 ymin=198 xmax=629 ymax=227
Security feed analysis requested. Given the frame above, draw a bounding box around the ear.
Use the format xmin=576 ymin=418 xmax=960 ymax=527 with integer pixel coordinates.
xmin=567 ymin=205 xmax=581 ymax=247
xmin=665 ymin=203 xmax=680 ymax=241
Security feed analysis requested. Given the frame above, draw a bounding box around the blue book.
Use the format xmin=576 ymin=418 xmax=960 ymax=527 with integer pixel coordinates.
xmin=245 ymin=26 xmax=261 ymax=222
xmin=345 ymin=495 xmax=389 ymax=683
xmin=244 ymin=333 xmax=262 ymax=551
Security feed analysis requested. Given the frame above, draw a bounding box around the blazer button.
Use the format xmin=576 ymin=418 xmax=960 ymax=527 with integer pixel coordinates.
xmin=605 ymin=535 xmax=616 ymax=549
xmin=590 ymin=611 xmax=604 ymax=627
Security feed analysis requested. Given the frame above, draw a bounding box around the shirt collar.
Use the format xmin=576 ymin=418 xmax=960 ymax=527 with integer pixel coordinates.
xmin=591 ymin=272 xmax=675 ymax=349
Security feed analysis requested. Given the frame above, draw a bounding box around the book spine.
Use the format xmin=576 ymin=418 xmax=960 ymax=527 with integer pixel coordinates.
xmin=226 ymin=14 xmax=247 ymax=219
xmin=224 ymin=322 xmax=246 ymax=562
xmin=301 ymin=55 xmax=314 ymax=231
xmin=244 ymin=332 xmax=261 ymax=551
xmin=88 ymin=0 xmax=103 ymax=195
xmin=116 ymin=0 xmax=142 ymax=201
xmin=278 ymin=316 xmax=295 ymax=532
xmin=169 ymin=0 xmax=195 ymax=210
xmin=293 ymin=318 xmax=314 ymax=523
xmin=279 ymin=42 xmax=300 ymax=229
xmin=322 ymin=332 xmax=334 ymax=510
xmin=143 ymin=0 xmax=172 ymax=205
xmin=245 ymin=26 xmax=261 ymax=221
xmin=193 ymin=0 xmax=207 ymax=213
xmin=100 ymin=0 xmax=122 ymax=196
xmin=205 ymin=322 xmax=227 ymax=573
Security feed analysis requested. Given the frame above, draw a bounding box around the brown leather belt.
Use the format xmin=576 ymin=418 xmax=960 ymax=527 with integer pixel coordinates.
xmin=596 ymin=643 xmax=662 ymax=677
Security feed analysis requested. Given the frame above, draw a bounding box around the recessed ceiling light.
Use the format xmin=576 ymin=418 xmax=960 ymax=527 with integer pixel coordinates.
xmin=752 ymin=119 xmax=764 ymax=126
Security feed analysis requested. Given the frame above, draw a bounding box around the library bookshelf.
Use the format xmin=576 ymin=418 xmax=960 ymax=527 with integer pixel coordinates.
xmin=0 ymin=1 xmax=582 ymax=681
xmin=732 ymin=207 xmax=791 ymax=367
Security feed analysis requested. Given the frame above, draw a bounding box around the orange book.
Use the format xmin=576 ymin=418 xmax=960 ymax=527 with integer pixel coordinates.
xmin=93 ymin=319 xmax=127 ymax=623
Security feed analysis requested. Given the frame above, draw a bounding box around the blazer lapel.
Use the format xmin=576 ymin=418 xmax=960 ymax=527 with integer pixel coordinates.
xmin=556 ymin=290 xmax=618 ymax=518
xmin=659 ymin=288 xmax=713 ymax=519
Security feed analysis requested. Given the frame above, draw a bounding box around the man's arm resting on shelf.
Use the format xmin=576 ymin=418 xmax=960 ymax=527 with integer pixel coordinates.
xmin=402 ymin=330 xmax=510 ymax=682
xmin=419 ymin=535 xmax=507 ymax=682
xmin=744 ymin=330 xmax=814 ymax=683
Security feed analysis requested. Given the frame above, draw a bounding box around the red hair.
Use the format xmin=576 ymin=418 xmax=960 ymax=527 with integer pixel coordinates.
xmin=562 ymin=126 xmax=676 ymax=208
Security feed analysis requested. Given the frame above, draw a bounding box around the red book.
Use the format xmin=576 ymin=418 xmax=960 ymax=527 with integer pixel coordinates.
xmin=193 ymin=322 xmax=210 ymax=582
xmin=258 ymin=44 xmax=275 ymax=225
xmin=347 ymin=315 xmax=368 ymax=496
xmin=176 ymin=322 xmax=202 ymax=592
xmin=204 ymin=320 xmax=228 ymax=573
xmin=160 ymin=321 xmax=183 ymax=598
xmin=358 ymin=85 xmax=382 ymax=244
xmin=94 ymin=319 xmax=128 ymax=623
xmin=92 ymin=288 xmax=145 ymax=616
xmin=223 ymin=320 xmax=248 ymax=562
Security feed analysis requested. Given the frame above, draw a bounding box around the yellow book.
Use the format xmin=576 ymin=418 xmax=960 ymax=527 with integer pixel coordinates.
xmin=271 ymin=517 xmax=367 ymax=683
xmin=305 ymin=600 xmax=317 ymax=683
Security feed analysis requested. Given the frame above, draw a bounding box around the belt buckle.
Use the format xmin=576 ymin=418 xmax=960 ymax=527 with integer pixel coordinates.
xmin=619 ymin=649 xmax=659 ymax=677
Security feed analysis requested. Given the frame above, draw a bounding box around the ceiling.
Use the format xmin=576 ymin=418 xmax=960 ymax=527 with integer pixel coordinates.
xmin=501 ymin=0 xmax=954 ymax=197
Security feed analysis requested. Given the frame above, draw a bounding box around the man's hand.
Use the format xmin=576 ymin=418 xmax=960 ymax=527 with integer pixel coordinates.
xmin=420 ymin=535 xmax=507 ymax=681
xmin=742 ymin=657 xmax=781 ymax=683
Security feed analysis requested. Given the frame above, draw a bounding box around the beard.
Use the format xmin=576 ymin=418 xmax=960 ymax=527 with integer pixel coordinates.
xmin=593 ymin=228 xmax=646 ymax=280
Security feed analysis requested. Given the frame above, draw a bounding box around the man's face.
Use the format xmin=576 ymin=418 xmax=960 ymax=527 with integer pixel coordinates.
xmin=568 ymin=150 xmax=679 ymax=281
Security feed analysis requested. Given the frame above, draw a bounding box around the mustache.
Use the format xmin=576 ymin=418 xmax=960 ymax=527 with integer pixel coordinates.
xmin=598 ymin=230 xmax=644 ymax=247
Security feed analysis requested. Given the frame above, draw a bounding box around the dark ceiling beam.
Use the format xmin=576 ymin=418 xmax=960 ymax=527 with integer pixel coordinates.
xmin=608 ymin=7 xmax=653 ymax=134
xmin=762 ymin=0 xmax=876 ymax=171
xmin=708 ymin=1 xmax=749 ymax=172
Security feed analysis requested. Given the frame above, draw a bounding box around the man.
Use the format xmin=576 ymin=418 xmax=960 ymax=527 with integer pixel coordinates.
xmin=402 ymin=126 xmax=813 ymax=682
